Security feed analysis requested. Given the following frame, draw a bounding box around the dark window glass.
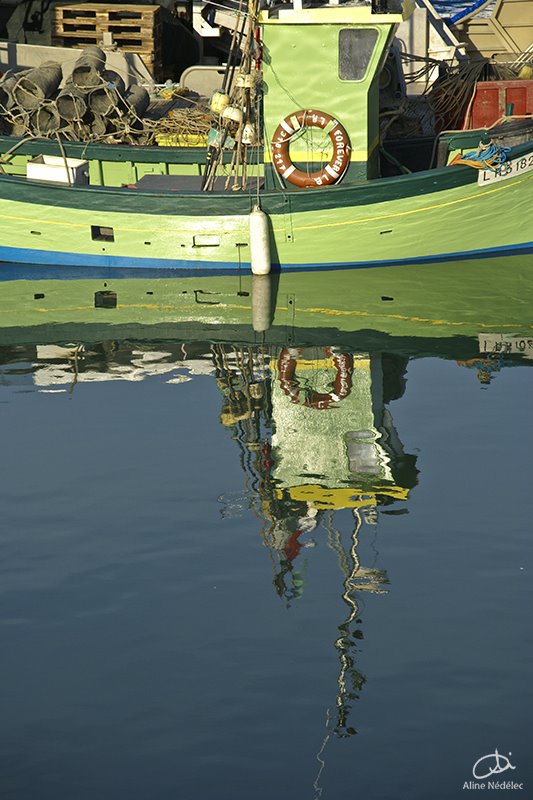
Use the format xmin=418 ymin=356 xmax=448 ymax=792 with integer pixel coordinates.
xmin=339 ymin=28 xmax=379 ymax=81
xmin=91 ymin=225 xmax=115 ymax=242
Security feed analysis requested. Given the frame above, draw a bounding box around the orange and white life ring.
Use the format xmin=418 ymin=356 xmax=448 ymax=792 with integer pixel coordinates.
xmin=278 ymin=347 xmax=354 ymax=410
xmin=271 ymin=109 xmax=351 ymax=188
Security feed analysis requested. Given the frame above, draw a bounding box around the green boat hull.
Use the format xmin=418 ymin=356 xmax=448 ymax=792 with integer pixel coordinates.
xmin=0 ymin=132 xmax=531 ymax=345
xmin=0 ymin=138 xmax=532 ymax=272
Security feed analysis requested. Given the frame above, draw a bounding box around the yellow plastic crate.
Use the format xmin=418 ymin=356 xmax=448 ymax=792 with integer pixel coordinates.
xmin=155 ymin=133 xmax=208 ymax=147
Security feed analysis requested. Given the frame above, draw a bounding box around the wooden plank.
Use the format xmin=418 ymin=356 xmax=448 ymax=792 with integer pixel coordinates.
xmin=55 ymin=11 xmax=159 ymax=24
xmin=53 ymin=34 xmax=160 ymax=53
xmin=55 ymin=3 xmax=159 ymax=14
xmin=53 ymin=28 xmax=159 ymax=39
xmin=55 ymin=15 xmax=161 ymax=25
xmin=53 ymin=40 xmax=162 ymax=59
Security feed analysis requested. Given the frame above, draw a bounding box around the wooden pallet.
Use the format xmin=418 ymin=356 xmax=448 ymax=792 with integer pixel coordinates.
xmin=53 ymin=4 xmax=162 ymax=77
xmin=54 ymin=3 xmax=160 ymax=35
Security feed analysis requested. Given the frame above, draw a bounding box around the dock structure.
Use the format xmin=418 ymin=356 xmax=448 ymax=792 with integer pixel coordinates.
xmin=453 ymin=0 xmax=533 ymax=60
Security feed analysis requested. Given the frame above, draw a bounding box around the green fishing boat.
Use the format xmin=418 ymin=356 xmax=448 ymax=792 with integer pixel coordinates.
xmin=0 ymin=0 xmax=532 ymax=334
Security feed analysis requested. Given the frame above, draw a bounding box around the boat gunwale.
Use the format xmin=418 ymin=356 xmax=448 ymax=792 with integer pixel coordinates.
xmin=0 ymin=137 xmax=532 ymax=218
xmin=1 ymin=139 xmax=532 ymax=207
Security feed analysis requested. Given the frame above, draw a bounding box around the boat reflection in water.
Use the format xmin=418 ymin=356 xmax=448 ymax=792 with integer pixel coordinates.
xmin=0 ymin=332 xmax=530 ymax=747
xmin=213 ymin=342 xmax=419 ymax=739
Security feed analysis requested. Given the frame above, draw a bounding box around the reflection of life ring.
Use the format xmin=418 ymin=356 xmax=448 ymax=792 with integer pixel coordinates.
xmin=278 ymin=347 xmax=353 ymax=410
xmin=271 ymin=109 xmax=351 ymax=188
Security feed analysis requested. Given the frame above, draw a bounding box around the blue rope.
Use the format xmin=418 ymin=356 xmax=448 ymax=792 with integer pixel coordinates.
xmin=460 ymin=142 xmax=511 ymax=171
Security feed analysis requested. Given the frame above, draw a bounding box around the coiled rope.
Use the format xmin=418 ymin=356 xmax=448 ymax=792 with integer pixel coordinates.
xmin=449 ymin=139 xmax=511 ymax=171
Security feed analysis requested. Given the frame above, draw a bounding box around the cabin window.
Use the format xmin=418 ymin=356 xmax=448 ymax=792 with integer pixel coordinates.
xmin=338 ymin=29 xmax=379 ymax=81
xmin=91 ymin=225 xmax=115 ymax=242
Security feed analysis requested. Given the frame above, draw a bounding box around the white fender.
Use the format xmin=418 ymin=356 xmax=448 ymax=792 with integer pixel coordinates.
xmin=249 ymin=205 xmax=271 ymax=276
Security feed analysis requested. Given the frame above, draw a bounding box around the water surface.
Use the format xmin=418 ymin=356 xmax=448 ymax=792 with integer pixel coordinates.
xmin=1 ymin=335 xmax=531 ymax=799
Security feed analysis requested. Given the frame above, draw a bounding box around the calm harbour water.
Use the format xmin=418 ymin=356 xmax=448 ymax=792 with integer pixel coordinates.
xmin=1 ymin=335 xmax=532 ymax=799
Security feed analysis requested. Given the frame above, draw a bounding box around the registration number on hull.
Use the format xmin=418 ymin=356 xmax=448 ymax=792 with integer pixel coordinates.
xmin=478 ymin=153 xmax=533 ymax=185
xmin=479 ymin=334 xmax=533 ymax=356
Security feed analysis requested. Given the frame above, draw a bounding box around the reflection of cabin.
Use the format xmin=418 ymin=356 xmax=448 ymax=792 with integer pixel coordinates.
xmin=453 ymin=0 xmax=533 ymax=60
xmin=270 ymin=349 xmax=418 ymax=511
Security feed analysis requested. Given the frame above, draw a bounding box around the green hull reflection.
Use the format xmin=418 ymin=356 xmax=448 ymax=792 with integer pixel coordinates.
xmin=0 ymin=254 xmax=532 ymax=346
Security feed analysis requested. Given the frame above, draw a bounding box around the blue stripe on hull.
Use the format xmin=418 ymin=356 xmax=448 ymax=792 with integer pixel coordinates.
xmin=0 ymin=245 xmax=241 ymax=274
xmin=0 ymin=241 xmax=532 ymax=280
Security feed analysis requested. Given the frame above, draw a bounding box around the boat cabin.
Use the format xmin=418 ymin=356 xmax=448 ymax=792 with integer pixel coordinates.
xmin=261 ymin=1 xmax=412 ymax=185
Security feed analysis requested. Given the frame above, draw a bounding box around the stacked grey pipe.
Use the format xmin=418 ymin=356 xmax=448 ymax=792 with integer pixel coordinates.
xmin=0 ymin=46 xmax=150 ymax=142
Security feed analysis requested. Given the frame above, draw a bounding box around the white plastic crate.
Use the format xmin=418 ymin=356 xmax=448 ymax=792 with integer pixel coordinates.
xmin=27 ymin=155 xmax=89 ymax=185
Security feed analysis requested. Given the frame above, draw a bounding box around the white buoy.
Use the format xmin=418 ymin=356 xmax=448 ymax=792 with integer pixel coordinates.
xmin=240 ymin=122 xmax=256 ymax=145
xmin=221 ymin=105 xmax=243 ymax=124
xmin=252 ymin=274 xmax=272 ymax=332
xmin=249 ymin=205 xmax=271 ymax=275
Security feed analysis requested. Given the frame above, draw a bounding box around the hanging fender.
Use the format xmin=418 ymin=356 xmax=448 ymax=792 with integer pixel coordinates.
xmin=271 ymin=109 xmax=351 ymax=188
xmin=278 ymin=347 xmax=354 ymax=410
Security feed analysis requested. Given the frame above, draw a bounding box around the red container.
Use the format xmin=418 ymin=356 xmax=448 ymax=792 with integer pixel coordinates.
xmin=469 ymin=80 xmax=533 ymax=128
